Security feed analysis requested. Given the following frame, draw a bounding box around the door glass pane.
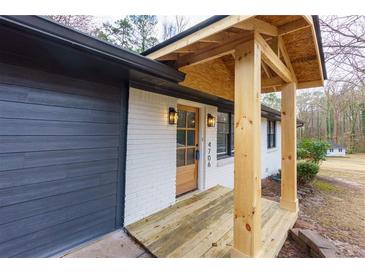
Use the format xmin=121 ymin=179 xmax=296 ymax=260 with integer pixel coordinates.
xmin=187 ymin=148 xmax=195 ymax=165
xmin=177 ymin=149 xmax=185 ymax=167
xmin=187 ymin=111 xmax=196 ymax=128
xmin=187 ymin=130 xmax=195 ymax=146
xmin=177 ymin=110 xmax=186 ymax=128
xmin=177 ymin=130 xmax=186 ymax=148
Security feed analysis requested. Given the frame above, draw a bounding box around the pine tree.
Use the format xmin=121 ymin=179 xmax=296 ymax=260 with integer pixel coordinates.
xmin=94 ymin=17 xmax=134 ymax=51
xmin=129 ymin=15 xmax=159 ymax=53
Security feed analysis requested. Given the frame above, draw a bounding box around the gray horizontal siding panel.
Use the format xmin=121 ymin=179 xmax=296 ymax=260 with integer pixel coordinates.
xmin=16 ymin=219 xmax=116 ymax=258
xmin=0 ymin=63 xmax=121 ymax=101
xmin=0 ymin=62 xmax=126 ymax=257
xmin=0 ymin=195 xmax=116 ymax=244
xmin=0 ymin=171 xmax=117 ymax=207
xmin=0 ymin=148 xmax=118 ymax=171
xmin=0 ymin=83 xmax=120 ymax=112
xmin=0 ymin=118 xmax=119 ymax=136
xmin=0 ymin=159 xmax=118 ymax=189
xmin=0 ymin=100 xmax=120 ymax=123
xmin=0 ymin=208 xmax=115 ymax=257
xmin=0 ymin=182 xmax=116 ymax=225
xmin=0 ymin=135 xmax=120 ymax=153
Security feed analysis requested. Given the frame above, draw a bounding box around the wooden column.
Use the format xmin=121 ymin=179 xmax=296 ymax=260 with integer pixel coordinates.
xmin=231 ymin=38 xmax=262 ymax=258
xmin=280 ymin=82 xmax=299 ymax=212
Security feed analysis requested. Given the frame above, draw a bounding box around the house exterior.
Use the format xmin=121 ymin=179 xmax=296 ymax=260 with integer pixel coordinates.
xmin=326 ymin=142 xmax=346 ymax=157
xmin=0 ymin=15 xmax=326 ymax=258
xmin=124 ymin=87 xmax=287 ymax=224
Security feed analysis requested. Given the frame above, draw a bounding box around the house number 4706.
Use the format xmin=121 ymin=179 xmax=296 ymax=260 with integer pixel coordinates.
xmin=207 ymin=141 xmax=212 ymax=167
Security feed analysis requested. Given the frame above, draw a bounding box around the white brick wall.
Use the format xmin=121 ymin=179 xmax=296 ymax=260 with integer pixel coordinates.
xmin=124 ymin=87 xmax=282 ymax=224
xmin=124 ymin=88 xmax=177 ymax=225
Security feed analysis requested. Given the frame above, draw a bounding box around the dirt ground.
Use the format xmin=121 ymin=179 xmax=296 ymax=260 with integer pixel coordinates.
xmin=262 ymin=154 xmax=365 ymax=258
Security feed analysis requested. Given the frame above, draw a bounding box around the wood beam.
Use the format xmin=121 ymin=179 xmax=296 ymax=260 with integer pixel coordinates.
xmin=278 ymin=37 xmax=297 ymax=83
xmin=233 ymin=18 xmax=278 ymax=36
xmin=262 ymin=76 xmax=284 ymax=88
xmin=278 ymin=19 xmax=311 ymax=36
xmin=147 ymin=15 xmax=253 ymax=60
xmin=231 ymin=39 xmax=262 ymax=258
xmin=280 ymin=82 xmax=299 ymax=212
xmin=199 ymin=39 xmax=221 ymax=43
xmin=255 ymin=32 xmax=294 ymax=83
xmin=297 ymin=80 xmax=323 ymax=89
xmin=177 ymin=34 xmax=253 ymax=68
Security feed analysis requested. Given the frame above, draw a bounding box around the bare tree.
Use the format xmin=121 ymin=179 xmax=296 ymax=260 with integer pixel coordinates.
xmin=162 ymin=20 xmax=176 ymax=41
xmin=162 ymin=16 xmax=190 ymax=41
xmin=320 ymin=16 xmax=365 ymax=87
xmin=175 ymin=16 xmax=189 ymax=33
xmin=47 ymin=15 xmax=96 ymax=34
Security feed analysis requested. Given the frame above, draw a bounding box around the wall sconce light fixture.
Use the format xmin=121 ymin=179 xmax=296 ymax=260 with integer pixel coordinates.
xmin=207 ymin=113 xmax=216 ymax=127
xmin=168 ymin=107 xmax=178 ymax=125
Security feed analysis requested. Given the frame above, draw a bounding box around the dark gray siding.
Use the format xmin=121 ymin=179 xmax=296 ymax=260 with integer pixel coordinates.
xmin=0 ymin=63 xmax=126 ymax=257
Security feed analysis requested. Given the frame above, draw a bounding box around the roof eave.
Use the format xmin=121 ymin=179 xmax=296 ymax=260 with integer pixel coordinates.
xmin=0 ymin=15 xmax=185 ymax=83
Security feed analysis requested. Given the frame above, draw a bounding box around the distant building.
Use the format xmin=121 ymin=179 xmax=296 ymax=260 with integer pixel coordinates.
xmin=326 ymin=142 xmax=346 ymax=157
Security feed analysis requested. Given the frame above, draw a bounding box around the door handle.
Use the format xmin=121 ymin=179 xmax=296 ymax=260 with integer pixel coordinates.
xmin=195 ymin=144 xmax=200 ymax=160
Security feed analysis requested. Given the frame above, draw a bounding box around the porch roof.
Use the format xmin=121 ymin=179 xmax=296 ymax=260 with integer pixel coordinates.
xmin=144 ymin=16 xmax=327 ymax=100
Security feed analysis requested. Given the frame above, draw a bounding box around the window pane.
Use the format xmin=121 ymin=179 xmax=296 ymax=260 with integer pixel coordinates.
xmin=186 ymin=111 xmax=196 ymax=128
xmin=217 ymin=133 xmax=227 ymax=154
xmin=177 ymin=130 xmax=186 ymax=148
xmin=177 ymin=110 xmax=186 ymax=128
xmin=187 ymin=148 xmax=195 ymax=165
xmin=218 ymin=122 xmax=229 ymax=134
xmin=177 ymin=149 xmax=185 ymax=167
xmin=218 ymin=112 xmax=228 ymax=123
xmin=187 ymin=130 xmax=195 ymax=146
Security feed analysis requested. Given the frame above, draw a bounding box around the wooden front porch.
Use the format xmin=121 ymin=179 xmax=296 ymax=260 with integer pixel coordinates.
xmin=126 ymin=185 xmax=297 ymax=258
xmin=143 ymin=15 xmax=325 ymax=257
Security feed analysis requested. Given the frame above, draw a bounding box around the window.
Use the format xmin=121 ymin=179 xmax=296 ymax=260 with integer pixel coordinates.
xmin=339 ymin=148 xmax=342 ymax=152
xmin=217 ymin=112 xmax=234 ymax=158
xmin=329 ymin=148 xmax=334 ymax=152
xmin=267 ymin=120 xmax=276 ymax=149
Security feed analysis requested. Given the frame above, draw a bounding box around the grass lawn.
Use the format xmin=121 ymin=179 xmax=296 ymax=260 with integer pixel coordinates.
xmin=319 ymin=153 xmax=365 ymax=185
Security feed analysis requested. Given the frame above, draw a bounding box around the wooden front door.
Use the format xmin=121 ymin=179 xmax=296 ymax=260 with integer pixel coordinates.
xmin=176 ymin=105 xmax=199 ymax=196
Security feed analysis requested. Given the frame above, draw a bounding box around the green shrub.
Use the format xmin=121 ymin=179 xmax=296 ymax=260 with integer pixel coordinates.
xmin=297 ymin=138 xmax=330 ymax=164
xmin=297 ymin=161 xmax=319 ymax=185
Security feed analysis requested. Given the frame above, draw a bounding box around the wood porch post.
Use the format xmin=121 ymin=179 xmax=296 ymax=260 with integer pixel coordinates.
xmin=280 ymin=82 xmax=299 ymax=212
xmin=231 ymin=38 xmax=262 ymax=258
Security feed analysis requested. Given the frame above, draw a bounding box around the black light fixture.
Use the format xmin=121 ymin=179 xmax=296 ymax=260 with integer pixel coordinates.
xmin=207 ymin=113 xmax=216 ymax=127
xmin=168 ymin=107 xmax=178 ymax=125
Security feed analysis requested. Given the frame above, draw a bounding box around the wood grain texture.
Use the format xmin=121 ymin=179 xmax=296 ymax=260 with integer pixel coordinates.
xmin=233 ymin=39 xmax=262 ymax=257
xmin=280 ymin=82 xmax=299 ymax=212
xmin=126 ymin=185 xmax=298 ymax=258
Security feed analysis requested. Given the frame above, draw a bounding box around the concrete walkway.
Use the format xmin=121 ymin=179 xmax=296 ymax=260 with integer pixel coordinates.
xmin=62 ymin=230 xmax=151 ymax=258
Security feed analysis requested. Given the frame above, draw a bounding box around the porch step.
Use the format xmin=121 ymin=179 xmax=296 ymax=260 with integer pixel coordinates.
xmin=289 ymin=228 xmax=338 ymax=258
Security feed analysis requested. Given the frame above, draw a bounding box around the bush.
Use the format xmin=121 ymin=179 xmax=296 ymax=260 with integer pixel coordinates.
xmin=297 ymin=138 xmax=330 ymax=164
xmin=297 ymin=161 xmax=319 ymax=185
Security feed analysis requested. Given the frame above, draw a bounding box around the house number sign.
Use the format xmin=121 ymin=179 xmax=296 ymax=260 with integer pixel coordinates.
xmin=207 ymin=141 xmax=212 ymax=167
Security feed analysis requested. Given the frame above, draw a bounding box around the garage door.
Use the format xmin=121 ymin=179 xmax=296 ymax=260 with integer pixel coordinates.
xmin=0 ymin=63 xmax=126 ymax=257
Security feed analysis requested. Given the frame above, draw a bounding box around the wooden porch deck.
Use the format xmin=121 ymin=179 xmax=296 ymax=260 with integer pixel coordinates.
xmin=126 ymin=185 xmax=298 ymax=258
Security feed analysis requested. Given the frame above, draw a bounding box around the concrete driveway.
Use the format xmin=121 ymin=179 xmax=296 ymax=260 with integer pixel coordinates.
xmin=61 ymin=230 xmax=151 ymax=258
